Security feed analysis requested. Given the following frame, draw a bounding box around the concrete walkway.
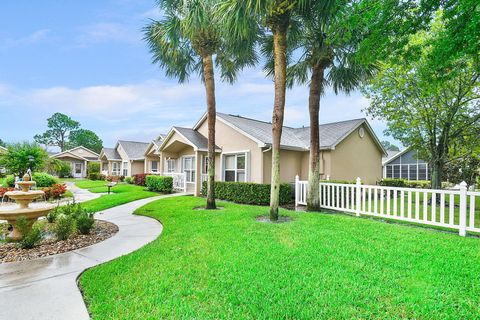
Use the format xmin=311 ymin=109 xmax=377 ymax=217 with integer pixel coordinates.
xmin=0 ymin=191 xmax=183 ymax=319
xmin=65 ymin=181 xmax=103 ymax=203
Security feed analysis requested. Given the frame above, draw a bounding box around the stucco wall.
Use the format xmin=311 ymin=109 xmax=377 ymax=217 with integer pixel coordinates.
xmin=329 ymin=124 xmax=382 ymax=184
xmin=263 ymin=149 xmax=304 ymax=183
xmin=131 ymin=160 xmax=145 ymax=176
xmin=197 ymin=118 xmax=264 ymax=183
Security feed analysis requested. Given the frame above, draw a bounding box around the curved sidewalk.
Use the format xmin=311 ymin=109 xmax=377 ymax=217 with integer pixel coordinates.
xmin=0 ymin=193 xmax=183 ymax=320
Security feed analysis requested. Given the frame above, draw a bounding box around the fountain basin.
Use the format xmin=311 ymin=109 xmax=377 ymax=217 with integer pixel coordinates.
xmin=16 ymin=181 xmax=37 ymax=192
xmin=4 ymin=190 xmax=44 ymax=209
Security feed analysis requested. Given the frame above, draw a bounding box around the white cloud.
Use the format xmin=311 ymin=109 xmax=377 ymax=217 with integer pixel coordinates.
xmin=75 ymin=23 xmax=140 ymax=46
xmin=0 ymin=29 xmax=50 ymax=49
xmin=140 ymin=7 xmax=163 ymax=19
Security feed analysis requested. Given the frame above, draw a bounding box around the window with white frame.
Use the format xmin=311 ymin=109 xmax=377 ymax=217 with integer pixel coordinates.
xmin=182 ymin=156 xmax=195 ymax=182
xmin=202 ymin=155 xmax=209 ymax=174
xmin=102 ymin=162 xmax=108 ymax=171
xmin=112 ymin=162 xmax=120 ymax=175
xmin=166 ymin=159 xmax=176 ymax=172
xmin=224 ymin=153 xmax=246 ymax=182
xmin=122 ymin=161 xmax=128 ymax=176
xmin=151 ymin=161 xmax=159 ymax=172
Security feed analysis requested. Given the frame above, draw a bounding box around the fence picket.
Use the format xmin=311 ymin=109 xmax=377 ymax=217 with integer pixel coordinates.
xmin=295 ymin=179 xmax=476 ymax=237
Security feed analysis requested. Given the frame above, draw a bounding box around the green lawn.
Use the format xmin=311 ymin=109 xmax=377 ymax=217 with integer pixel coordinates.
xmin=74 ymin=180 xmax=158 ymax=212
xmin=80 ymin=196 xmax=480 ymax=319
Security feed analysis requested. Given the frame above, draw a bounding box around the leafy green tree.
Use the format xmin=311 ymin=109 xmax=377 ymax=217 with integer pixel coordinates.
xmin=0 ymin=142 xmax=49 ymax=176
xmin=219 ymin=0 xmax=314 ymax=220
xmin=0 ymin=139 xmax=5 ymax=147
xmin=68 ymin=129 xmax=103 ymax=153
xmin=144 ymin=0 xmax=256 ymax=210
xmin=34 ymin=113 xmax=80 ymax=151
xmin=363 ymin=15 xmax=480 ymax=189
xmin=381 ymin=141 xmax=400 ymax=152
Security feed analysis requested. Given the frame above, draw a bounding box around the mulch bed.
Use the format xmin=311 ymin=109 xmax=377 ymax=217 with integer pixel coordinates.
xmin=0 ymin=220 xmax=118 ymax=263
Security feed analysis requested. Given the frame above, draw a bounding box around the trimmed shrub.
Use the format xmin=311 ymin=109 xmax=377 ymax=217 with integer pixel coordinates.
xmin=201 ymin=181 xmax=293 ymax=205
xmin=76 ymin=212 xmax=95 ymax=235
xmin=380 ymin=179 xmax=432 ymax=189
xmin=87 ymin=162 xmax=100 ymax=175
xmin=133 ymin=173 xmax=149 ymax=186
xmin=5 ymin=175 xmax=15 ymax=187
xmin=54 ymin=214 xmax=76 ymax=240
xmin=124 ymin=176 xmax=134 ymax=184
xmin=41 ymin=183 xmax=67 ymax=200
xmin=146 ymin=175 xmax=173 ymax=193
xmin=32 ymin=172 xmax=58 ymax=187
xmin=16 ymin=217 xmax=45 ymax=249
xmin=56 ymin=161 xmax=72 ymax=178
xmin=88 ymin=172 xmax=102 ymax=180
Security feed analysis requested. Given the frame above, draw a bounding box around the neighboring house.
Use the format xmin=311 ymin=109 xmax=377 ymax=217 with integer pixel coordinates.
xmin=0 ymin=146 xmax=6 ymax=174
xmin=144 ymin=134 xmax=166 ymax=174
xmin=158 ymin=112 xmax=386 ymax=195
xmin=382 ymin=148 xmax=429 ymax=180
xmin=100 ymin=140 xmax=150 ymax=177
xmin=50 ymin=146 xmax=100 ymax=178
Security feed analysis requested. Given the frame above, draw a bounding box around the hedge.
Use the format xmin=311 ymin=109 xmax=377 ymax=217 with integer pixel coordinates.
xmin=146 ymin=175 xmax=173 ymax=193
xmin=32 ymin=172 xmax=59 ymax=187
xmin=201 ymin=181 xmax=293 ymax=205
xmin=379 ymin=178 xmax=431 ymax=189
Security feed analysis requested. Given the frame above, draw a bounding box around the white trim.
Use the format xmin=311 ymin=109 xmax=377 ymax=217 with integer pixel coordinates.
xmin=382 ymin=148 xmax=411 ymax=165
xmin=51 ymin=151 xmax=90 ymax=162
xmin=222 ymin=151 xmax=248 ymax=182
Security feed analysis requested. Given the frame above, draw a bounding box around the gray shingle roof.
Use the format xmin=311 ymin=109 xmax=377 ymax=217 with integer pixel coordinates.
xmin=217 ymin=113 xmax=366 ymax=150
xmin=174 ymin=127 xmax=220 ymax=150
xmin=118 ymin=140 xmax=150 ymax=160
xmin=101 ymin=147 xmax=121 ymax=160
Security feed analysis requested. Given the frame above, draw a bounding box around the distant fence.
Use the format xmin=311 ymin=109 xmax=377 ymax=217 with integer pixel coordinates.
xmin=295 ymin=176 xmax=480 ymax=236
xmin=162 ymin=172 xmax=186 ymax=192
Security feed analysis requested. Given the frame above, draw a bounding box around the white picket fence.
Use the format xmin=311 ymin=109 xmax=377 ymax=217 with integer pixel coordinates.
xmin=295 ymin=176 xmax=480 ymax=236
xmin=162 ymin=172 xmax=187 ymax=192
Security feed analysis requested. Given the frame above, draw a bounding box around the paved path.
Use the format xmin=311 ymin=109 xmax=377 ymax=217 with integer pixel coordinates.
xmin=65 ymin=181 xmax=103 ymax=203
xmin=0 ymin=190 xmax=183 ymax=320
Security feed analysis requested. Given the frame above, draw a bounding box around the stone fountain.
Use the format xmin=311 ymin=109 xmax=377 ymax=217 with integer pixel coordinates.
xmin=0 ymin=173 xmax=54 ymax=240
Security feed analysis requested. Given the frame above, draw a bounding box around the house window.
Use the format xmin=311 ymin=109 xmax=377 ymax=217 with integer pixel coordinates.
xmin=202 ymin=155 xmax=209 ymax=174
xmin=224 ymin=153 xmax=246 ymax=182
xmin=112 ymin=162 xmax=120 ymax=175
xmin=166 ymin=159 xmax=176 ymax=172
xmin=151 ymin=161 xmax=159 ymax=173
xmin=182 ymin=156 xmax=195 ymax=182
xmin=122 ymin=161 xmax=128 ymax=177
xmin=102 ymin=163 xmax=108 ymax=171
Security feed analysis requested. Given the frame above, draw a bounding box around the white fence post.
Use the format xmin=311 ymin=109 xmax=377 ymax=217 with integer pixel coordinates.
xmin=183 ymin=173 xmax=187 ymax=193
xmin=459 ymin=181 xmax=467 ymax=236
xmin=355 ymin=177 xmax=361 ymax=217
xmin=295 ymin=175 xmax=299 ymax=207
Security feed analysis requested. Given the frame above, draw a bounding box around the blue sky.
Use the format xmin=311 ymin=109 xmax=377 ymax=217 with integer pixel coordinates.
xmin=0 ymin=0 xmax=393 ymax=150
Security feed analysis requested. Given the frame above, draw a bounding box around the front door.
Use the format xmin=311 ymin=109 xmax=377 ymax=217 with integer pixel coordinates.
xmin=74 ymin=163 xmax=83 ymax=178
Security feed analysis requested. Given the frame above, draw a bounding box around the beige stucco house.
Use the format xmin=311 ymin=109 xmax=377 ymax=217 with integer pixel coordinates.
xmin=50 ymin=146 xmax=100 ymax=178
xmin=144 ymin=134 xmax=166 ymax=174
xmin=153 ymin=112 xmax=386 ymax=195
xmin=100 ymin=140 xmax=150 ymax=177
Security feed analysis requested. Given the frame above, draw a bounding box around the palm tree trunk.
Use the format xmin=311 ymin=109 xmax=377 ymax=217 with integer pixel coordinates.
xmin=307 ymin=66 xmax=324 ymax=211
xmin=203 ymin=55 xmax=217 ymax=209
xmin=269 ymin=27 xmax=288 ymax=221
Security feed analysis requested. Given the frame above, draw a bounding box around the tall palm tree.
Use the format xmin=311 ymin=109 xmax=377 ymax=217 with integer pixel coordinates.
xmin=144 ymin=0 xmax=257 ymax=210
xmin=264 ymin=1 xmax=375 ymax=211
xmin=219 ymin=0 xmax=314 ymax=221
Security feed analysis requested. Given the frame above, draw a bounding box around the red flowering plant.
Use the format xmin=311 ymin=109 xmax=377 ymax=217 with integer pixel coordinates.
xmin=41 ymin=183 xmax=67 ymax=200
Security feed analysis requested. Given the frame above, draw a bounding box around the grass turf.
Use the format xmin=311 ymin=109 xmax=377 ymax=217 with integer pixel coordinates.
xmin=80 ymin=196 xmax=480 ymax=319
xmin=75 ymin=180 xmax=158 ymax=212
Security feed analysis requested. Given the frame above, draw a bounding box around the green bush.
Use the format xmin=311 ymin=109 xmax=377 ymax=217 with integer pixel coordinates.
xmin=146 ymin=175 xmax=173 ymax=193
xmin=54 ymin=214 xmax=76 ymax=240
xmin=87 ymin=172 xmax=103 ymax=180
xmin=5 ymin=175 xmax=15 ymax=187
xmin=76 ymin=212 xmax=95 ymax=235
xmin=201 ymin=181 xmax=293 ymax=205
xmin=32 ymin=172 xmax=58 ymax=187
xmin=47 ymin=206 xmax=60 ymax=223
xmin=16 ymin=217 xmax=45 ymax=249
xmin=56 ymin=161 xmax=72 ymax=178
xmin=87 ymin=162 xmax=100 ymax=174
xmin=379 ymin=179 xmax=432 ymax=189
xmin=124 ymin=176 xmax=134 ymax=184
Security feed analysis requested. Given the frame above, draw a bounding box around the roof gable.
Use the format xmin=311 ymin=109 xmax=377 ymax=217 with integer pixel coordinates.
xmin=100 ymin=147 xmax=121 ymax=161
xmin=117 ymin=140 xmax=150 ymax=160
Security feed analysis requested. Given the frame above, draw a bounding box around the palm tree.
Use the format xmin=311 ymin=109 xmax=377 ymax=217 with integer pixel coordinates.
xmin=264 ymin=1 xmax=375 ymax=211
xmin=219 ymin=0 xmax=313 ymax=221
xmin=144 ymin=0 xmax=256 ymax=210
